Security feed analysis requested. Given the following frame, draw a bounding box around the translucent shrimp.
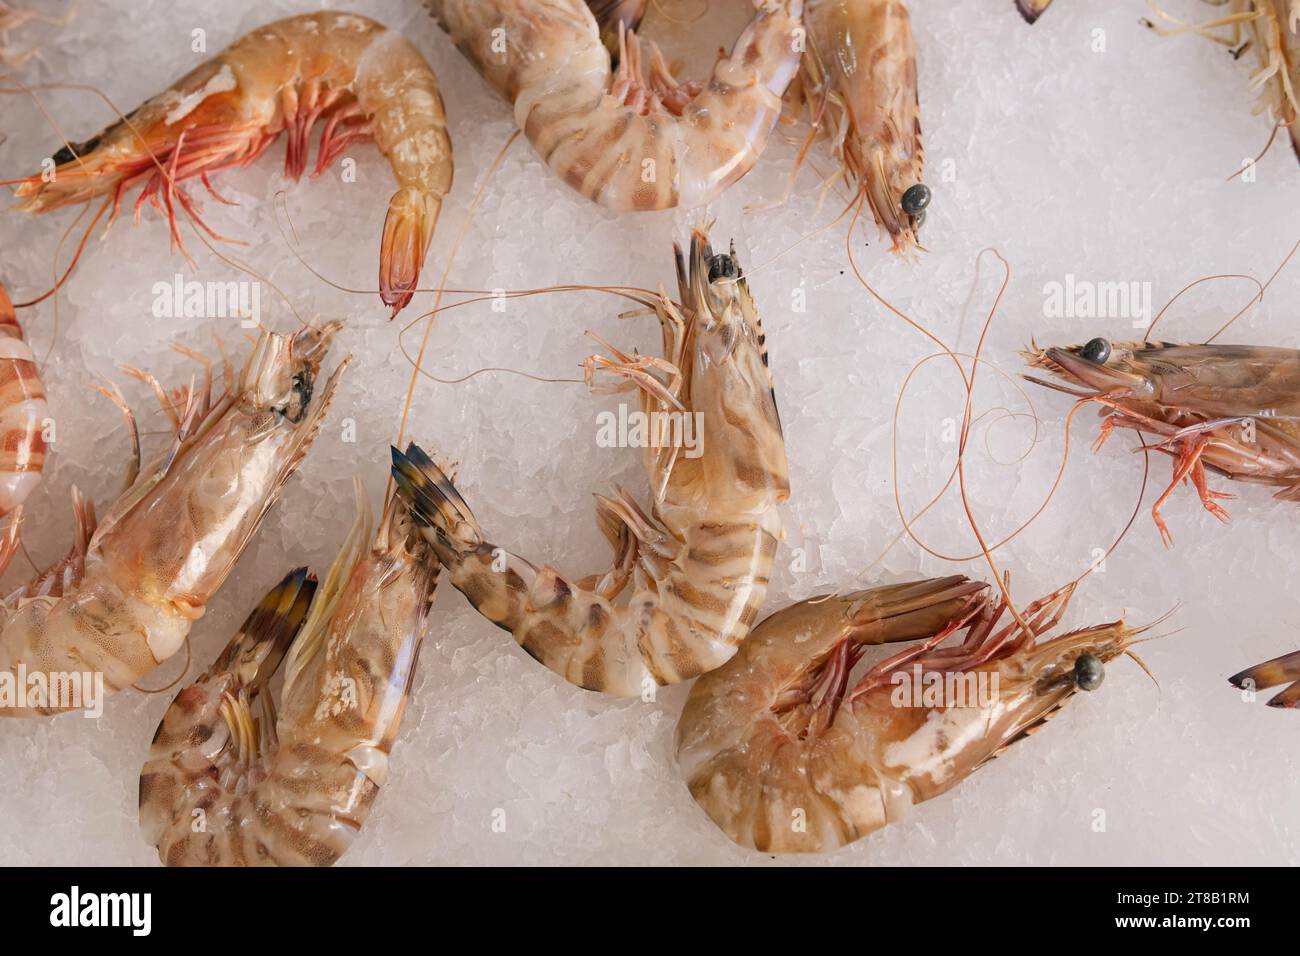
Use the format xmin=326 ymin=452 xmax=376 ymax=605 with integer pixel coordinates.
xmin=1147 ymin=1 xmax=1299 ymax=163
xmin=422 ymin=0 xmax=803 ymax=211
xmin=1027 ymin=337 xmax=1300 ymax=706
xmin=796 ymin=0 xmax=928 ymax=254
xmin=12 ymin=12 xmax=453 ymax=314
xmin=391 ymin=232 xmax=790 ymax=696
xmin=676 ymin=576 xmax=1136 ymax=853
xmin=0 ymin=323 xmax=346 ymax=718
xmin=0 ymin=281 xmax=49 ymax=518
xmin=139 ymin=485 xmax=441 ymax=866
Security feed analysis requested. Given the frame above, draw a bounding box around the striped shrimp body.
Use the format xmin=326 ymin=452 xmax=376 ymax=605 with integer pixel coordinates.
xmin=676 ymin=577 xmax=1134 ymax=853
xmin=423 ymin=0 xmax=803 ymax=211
xmin=13 ymin=12 xmax=453 ymax=315
xmin=392 ymin=232 xmax=789 ymax=696
xmin=0 ymin=324 xmax=345 ymax=717
xmin=798 ymin=0 xmax=928 ymax=254
xmin=0 ymin=282 xmax=48 ymax=518
xmin=1149 ymin=1 xmax=1299 ymax=163
xmin=139 ymin=485 xmax=441 ymax=866
xmin=1027 ymin=338 xmax=1300 ymax=707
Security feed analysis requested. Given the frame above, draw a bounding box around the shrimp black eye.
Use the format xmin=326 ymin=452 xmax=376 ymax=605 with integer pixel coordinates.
xmin=901 ymin=183 xmax=931 ymax=216
xmin=1073 ymin=653 xmax=1105 ymax=692
xmin=708 ymin=254 xmax=738 ymax=282
xmin=1079 ymin=337 xmax=1111 ymax=364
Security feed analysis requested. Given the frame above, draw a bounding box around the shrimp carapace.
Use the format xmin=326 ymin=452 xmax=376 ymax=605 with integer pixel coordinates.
xmin=392 ymin=231 xmax=789 ymax=696
xmin=423 ymin=0 xmax=803 ymax=211
xmin=0 ymin=281 xmax=48 ymax=517
xmin=140 ymin=483 xmax=443 ymax=866
xmin=795 ymin=0 xmax=928 ymax=255
xmin=676 ymin=576 xmax=1135 ymax=853
xmin=13 ymin=12 xmax=453 ymax=315
xmin=0 ymin=323 xmax=347 ymax=718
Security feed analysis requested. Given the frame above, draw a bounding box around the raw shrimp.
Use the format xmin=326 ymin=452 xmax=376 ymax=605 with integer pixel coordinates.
xmin=12 ymin=12 xmax=453 ymax=315
xmin=676 ymin=576 xmax=1136 ymax=853
xmin=391 ymin=232 xmax=789 ymax=696
xmin=422 ymin=0 xmax=803 ymax=211
xmin=0 ymin=281 xmax=48 ymax=518
xmin=0 ymin=323 xmax=346 ymax=718
xmin=1016 ymin=0 xmax=1054 ymax=24
xmin=139 ymin=484 xmax=441 ymax=866
xmin=1027 ymin=337 xmax=1300 ymax=706
xmin=796 ymin=0 xmax=928 ymax=254
xmin=1148 ymin=1 xmax=1299 ymax=163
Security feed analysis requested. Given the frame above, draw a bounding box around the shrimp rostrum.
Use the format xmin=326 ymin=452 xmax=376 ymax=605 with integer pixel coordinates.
xmin=423 ymin=0 xmax=803 ymax=211
xmin=677 ymin=576 xmax=1137 ymax=853
xmin=12 ymin=12 xmax=452 ymax=315
xmin=0 ymin=324 xmax=345 ymax=717
xmin=1026 ymin=337 xmax=1300 ymax=706
xmin=140 ymin=485 xmax=441 ymax=866
xmin=392 ymin=232 xmax=789 ymax=696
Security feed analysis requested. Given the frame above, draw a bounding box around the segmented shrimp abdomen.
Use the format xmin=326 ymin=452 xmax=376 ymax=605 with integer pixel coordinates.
xmin=0 ymin=284 xmax=48 ymax=516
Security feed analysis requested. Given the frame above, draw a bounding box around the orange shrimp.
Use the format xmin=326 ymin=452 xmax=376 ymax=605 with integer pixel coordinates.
xmin=11 ymin=12 xmax=453 ymax=315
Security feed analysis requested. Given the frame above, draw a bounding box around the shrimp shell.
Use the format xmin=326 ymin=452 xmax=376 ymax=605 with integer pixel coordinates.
xmin=14 ymin=12 xmax=453 ymax=314
xmin=677 ymin=577 xmax=1134 ymax=853
xmin=423 ymin=0 xmax=803 ymax=211
xmin=139 ymin=485 xmax=441 ymax=866
xmin=0 ymin=323 xmax=346 ymax=717
xmin=392 ymin=231 xmax=789 ymax=696
xmin=0 ymin=282 xmax=48 ymax=518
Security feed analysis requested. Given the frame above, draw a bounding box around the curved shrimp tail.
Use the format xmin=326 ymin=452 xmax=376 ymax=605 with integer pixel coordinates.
xmin=209 ymin=568 xmax=318 ymax=691
xmin=845 ymin=575 xmax=991 ymax=644
xmin=1230 ymin=650 xmax=1300 ymax=708
xmin=390 ymin=443 xmax=479 ymax=559
xmin=1015 ymin=0 xmax=1052 ymax=24
xmin=379 ymin=188 xmax=442 ymax=315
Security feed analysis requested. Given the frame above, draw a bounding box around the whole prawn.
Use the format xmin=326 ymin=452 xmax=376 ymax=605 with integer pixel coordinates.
xmin=676 ymin=576 xmax=1135 ymax=853
xmin=0 ymin=281 xmax=48 ymax=518
xmin=422 ymin=0 xmax=803 ymax=211
xmin=392 ymin=231 xmax=789 ymax=696
xmin=0 ymin=323 xmax=346 ymax=717
xmin=139 ymin=483 xmax=441 ymax=866
xmin=1148 ymin=1 xmax=1299 ymax=163
xmin=1027 ymin=337 xmax=1300 ymax=706
xmin=794 ymin=0 xmax=929 ymax=254
xmin=12 ymin=12 xmax=453 ymax=315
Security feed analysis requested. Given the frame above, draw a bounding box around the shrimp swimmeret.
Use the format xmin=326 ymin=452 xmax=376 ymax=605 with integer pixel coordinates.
xmin=13 ymin=12 xmax=453 ymax=315
xmin=0 ymin=324 xmax=346 ymax=717
xmin=392 ymin=232 xmax=790 ymax=696
xmin=423 ymin=0 xmax=803 ymax=211
xmin=140 ymin=484 xmax=441 ymax=866
xmin=677 ymin=577 xmax=1136 ymax=853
